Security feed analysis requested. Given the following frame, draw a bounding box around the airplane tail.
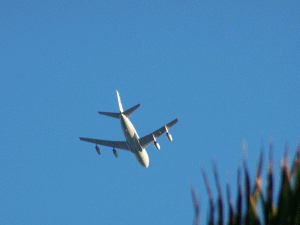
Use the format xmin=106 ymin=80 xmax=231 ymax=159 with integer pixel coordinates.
xmin=98 ymin=91 xmax=140 ymax=119
xmin=116 ymin=90 xmax=124 ymax=113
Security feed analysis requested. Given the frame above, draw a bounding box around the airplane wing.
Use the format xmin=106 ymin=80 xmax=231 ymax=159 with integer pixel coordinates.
xmin=139 ymin=118 xmax=178 ymax=149
xmin=79 ymin=137 xmax=130 ymax=151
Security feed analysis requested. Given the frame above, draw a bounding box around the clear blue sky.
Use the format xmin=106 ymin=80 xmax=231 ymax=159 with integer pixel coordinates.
xmin=1 ymin=1 xmax=299 ymax=224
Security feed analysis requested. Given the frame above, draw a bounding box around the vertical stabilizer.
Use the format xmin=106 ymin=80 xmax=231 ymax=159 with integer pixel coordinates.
xmin=116 ymin=90 xmax=124 ymax=113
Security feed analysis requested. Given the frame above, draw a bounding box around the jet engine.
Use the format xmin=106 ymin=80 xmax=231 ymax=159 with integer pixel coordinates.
xmin=95 ymin=145 xmax=101 ymax=155
xmin=154 ymin=141 xmax=160 ymax=150
xmin=166 ymin=132 xmax=173 ymax=141
xmin=113 ymin=149 xmax=118 ymax=158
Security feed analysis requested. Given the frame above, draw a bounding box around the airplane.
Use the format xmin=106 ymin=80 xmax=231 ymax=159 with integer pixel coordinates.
xmin=79 ymin=90 xmax=178 ymax=168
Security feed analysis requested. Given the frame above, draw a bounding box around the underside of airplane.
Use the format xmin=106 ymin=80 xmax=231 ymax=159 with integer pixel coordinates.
xmin=79 ymin=91 xmax=178 ymax=168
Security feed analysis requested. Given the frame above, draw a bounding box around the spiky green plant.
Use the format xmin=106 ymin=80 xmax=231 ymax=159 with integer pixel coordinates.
xmin=191 ymin=141 xmax=300 ymax=225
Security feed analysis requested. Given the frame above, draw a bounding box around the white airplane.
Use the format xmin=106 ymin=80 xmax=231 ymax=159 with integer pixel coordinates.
xmin=79 ymin=91 xmax=178 ymax=168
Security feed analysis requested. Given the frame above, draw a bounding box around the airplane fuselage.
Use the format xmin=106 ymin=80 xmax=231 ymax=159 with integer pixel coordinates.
xmin=120 ymin=114 xmax=149 ymax=168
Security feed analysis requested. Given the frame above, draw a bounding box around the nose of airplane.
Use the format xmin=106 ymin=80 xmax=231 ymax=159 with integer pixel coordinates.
xmin=134 ymin=149 xmax=150 ymax=168
xmin=140 ymin=151 xmax=149 ymax=168
xmin=143 ymin=158 xmax=149 ymax=168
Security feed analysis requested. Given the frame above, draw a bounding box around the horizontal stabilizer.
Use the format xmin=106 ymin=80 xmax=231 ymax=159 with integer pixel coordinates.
xmin=124 ymin=104 xmax=140 ymax=117
xmin=98 ymin=111 xmax=120 ymax=118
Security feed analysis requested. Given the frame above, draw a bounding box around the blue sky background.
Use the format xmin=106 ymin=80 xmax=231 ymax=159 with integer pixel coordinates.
xmin=1 ymin=1 xmax=299 ymax=224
